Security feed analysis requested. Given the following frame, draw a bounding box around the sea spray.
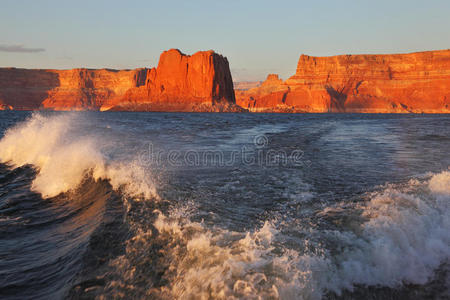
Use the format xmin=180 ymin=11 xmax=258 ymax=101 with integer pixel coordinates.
xmin=329 ymin=171 xmax=450 ymax=292
xmin=0 ymin=113 xmax=158 ymax=199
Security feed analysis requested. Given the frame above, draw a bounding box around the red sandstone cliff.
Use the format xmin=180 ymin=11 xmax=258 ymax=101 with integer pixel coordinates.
xmin=236 ymin=50 xmax=450 ymax=113
xmin=0 ymin=49 xmax=240 ymax=112
xmin=104 ymin=49 xmax=239 ymax=112
xmin=0 ymin=67 xmax=148 ymax=110
xmin=2 ymin=49 xmax=450 ymax=113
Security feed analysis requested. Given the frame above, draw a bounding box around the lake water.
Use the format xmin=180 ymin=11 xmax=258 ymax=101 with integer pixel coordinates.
xmin=0 ymin=111 xmax=448 ymax=299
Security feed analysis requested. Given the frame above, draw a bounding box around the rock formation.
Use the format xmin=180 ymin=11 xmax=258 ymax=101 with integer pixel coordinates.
xmin=0 ymin=67 xmax=148 ymax=110
xmin=104 ymin=49 xmax=240 ymax=112
xmin=2 ymin=48 xmax=450 ymax=113
xmin=236 ymin=50 xmax=450 ymax=113
xmin=0 ymin=49 xmax=240 ymax=112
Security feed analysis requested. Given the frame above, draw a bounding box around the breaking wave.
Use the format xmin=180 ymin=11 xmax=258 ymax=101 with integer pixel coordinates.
xmin=0 ymin=113 xmax=157 ymax=199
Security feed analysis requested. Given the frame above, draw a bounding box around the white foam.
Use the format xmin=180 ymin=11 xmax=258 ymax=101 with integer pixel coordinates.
xmin=333 ymin=173 xmax=449 ymax=290
xmin=146 ymin=170 xmax=449 ymax=299
xmin=0 ymin=113 xmax=157 ymax=199
xmin=153 ymin=214 xmax=327 ymax=299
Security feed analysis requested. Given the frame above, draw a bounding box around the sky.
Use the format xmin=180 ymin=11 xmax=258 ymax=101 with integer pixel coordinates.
xmin=1 ymin=0 xmax=449 ymax=81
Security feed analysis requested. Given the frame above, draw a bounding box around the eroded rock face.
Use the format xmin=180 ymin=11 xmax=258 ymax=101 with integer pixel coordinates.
xmin=4 ymin=49 xmax=450 ymax=113
xmin=105 ymin=49 xmax=239 ymax=111
xmin=0 ymin=49 xmax=238 ymax=112
xmin=236 ymin=50 xmax=450 ymax=113
xmin=45 ymin=68 xmax=147 ymax=111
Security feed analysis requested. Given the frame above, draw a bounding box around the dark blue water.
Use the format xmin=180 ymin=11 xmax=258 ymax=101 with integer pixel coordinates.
xmin=0 ymin=111 xmax=449 ymax=299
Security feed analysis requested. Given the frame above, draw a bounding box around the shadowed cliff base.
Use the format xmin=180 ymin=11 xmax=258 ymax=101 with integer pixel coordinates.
xmin=105 ymin=102 xmax=246 ymax=113
xmin=0 ymin=69 xmax=60 ymax=110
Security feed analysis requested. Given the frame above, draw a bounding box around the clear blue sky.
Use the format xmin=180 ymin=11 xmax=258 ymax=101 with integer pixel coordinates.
xmin=1 ymin=0 xmax=449 ymax=81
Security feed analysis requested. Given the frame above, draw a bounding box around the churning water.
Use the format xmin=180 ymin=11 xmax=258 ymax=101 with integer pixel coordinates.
xmin=0 ymin=111 xmax=449 ymax=299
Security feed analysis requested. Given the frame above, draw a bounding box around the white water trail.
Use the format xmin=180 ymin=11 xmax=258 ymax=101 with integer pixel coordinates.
xmin=141 ymin=170 xmax=450 ymax=299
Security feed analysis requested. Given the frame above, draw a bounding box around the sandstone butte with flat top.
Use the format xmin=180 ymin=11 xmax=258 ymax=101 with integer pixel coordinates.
xmin=236 ymin=49 xmax=450 ymax=113
xmin=1 ymin=49 xmax=450 ymax=113
xmin=0 ymin=49 xmax=241 ymax=112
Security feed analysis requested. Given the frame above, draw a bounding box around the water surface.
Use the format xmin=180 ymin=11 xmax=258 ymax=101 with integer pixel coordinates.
xmin=0 ymin=112 xmax=448 ymax=299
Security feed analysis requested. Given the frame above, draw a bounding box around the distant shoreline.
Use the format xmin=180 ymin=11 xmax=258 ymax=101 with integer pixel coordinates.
xmin=1 ymin=49 xmax=449 ymax=113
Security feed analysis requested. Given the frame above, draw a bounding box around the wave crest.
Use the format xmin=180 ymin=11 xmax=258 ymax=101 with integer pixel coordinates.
xmin=0 ymin=113 xmax=157 ymax=199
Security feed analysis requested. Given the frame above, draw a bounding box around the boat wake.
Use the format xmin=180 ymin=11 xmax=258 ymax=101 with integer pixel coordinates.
xmin=0 ymin=113 xmax=448 ymax=299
